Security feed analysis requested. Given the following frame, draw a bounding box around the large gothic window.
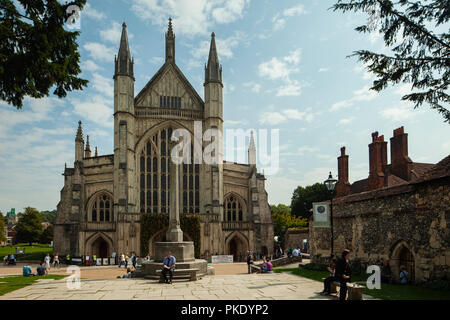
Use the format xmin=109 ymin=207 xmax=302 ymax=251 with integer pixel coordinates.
xmin=224 ymin=194 xmax=244 ymax=222
xmin=139 ymin=126 xmax=200 ymax=214
xmin=90 ymin=194 xmax=112 ymax=222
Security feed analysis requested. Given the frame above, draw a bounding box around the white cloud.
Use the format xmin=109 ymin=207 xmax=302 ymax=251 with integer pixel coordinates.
xmin=380 ymin=102 xmax=421 ymax=121
xmin=71 ymin=95 xmax=113 ymax=127
xmin=338 ymin=118 xmax=354 ymax=126
xmin=318 ymin=67 xmax=329 ymax=73
xmin=82 ymin=3 xmax=106 ymax=20
xmin=131 ymin=0 xmax=250 ymax=37
xmin=272 ymin=4 xmax=306 ymax=32
xmin=81 ymin=60 xmax=102 ymax=72
xmin=243 ymin=82 xmax=261 ymax=93
xmin=190 ymin=31 xmax=247 ymax=61
xmin=100 ymin=21 xmax=135 ymax=44
xmin=258 ymin=49 xmax=301 ymax=81
xmin=83 ymin=42 xmax=115 ymax=62
xmin=330 ymin=85 xmax=378 ymax=111
xmin=283 ymin=109 xmax=305 ymax=120
xmin=91 ymin=73 xmax=114 ymax=98
xmin=276 ymin=81 xmax=302 ymax=97
xmin=259 ymin=112 xmax=287 ymax=125
xmin=149 ymin=56 xmax=164 ymax=65
xmin=283 ymin=4 xmax=306 ymax=17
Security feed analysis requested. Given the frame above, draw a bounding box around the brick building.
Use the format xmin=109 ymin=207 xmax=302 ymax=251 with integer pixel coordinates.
xmin=310 ymin=126 xmax=450 ymax=283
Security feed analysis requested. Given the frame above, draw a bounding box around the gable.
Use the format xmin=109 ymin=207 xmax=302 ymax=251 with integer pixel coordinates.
xmin=135 ymin=62 xmax=204 ymax=111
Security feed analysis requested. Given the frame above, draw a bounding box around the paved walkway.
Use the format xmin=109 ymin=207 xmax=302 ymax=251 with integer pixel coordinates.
xmin=0 ymin=272 xmax=354 ymax=300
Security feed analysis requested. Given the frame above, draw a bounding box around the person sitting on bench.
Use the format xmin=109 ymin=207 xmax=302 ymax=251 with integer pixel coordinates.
xmin=335 ymin=249 xmax=352 ymax=301
xmin=320 ymin=258 xmax=337 ymax=295
xmin=162 ymin=251 xmax=176 ymax=284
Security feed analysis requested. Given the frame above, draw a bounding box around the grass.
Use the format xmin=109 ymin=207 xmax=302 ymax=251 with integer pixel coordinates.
xmin=274 ymin=267 xmax=450 ymax=300
xmin=0 ymin=244 xmax=53 ymax=262
xmin=0 ymin=274 xmax=67 ymax=296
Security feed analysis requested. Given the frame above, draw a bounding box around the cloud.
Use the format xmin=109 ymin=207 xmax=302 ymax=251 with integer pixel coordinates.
xmin=318 ymin=67 xmax=329 ymax=73
xmin=100 ymin=21 xmax=135 ymax=44
xmin=82 ymin=3 xmax=106 ymax=20
xmin=258 ymin=49 xmax=303 ymax=97
xmin=379 ymin=102 xmax=422 ymax=121
xmin=243 ymin=82 xmax=261 ymax=93
xmin=337 ymin=118 xmax=354 ymax=126
xmin=190 ymin=31 xmax=247 ymax=61
xmin=81 ymin=60 xmax=102 ymax=72
xmin=83 ymin=42 xmax=115 ymax=62
xmin=330 ymin=85 xmax=378 ymax=111
xmin=71 ymin=95 xmax=113 ymax=127
xmin=272 ymin=4 xmax=306 ymax=32
xmin=130 ymin=0 xmax=251 ymax=37
xmin=259 ymin=112 xmax=287 ymax=126
xmin=91 ymin=73 xmax=114 ymax=97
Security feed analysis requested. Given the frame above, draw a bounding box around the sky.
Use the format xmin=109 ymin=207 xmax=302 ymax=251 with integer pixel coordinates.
xmin=0 ymin=0 xmax=449 ymax=214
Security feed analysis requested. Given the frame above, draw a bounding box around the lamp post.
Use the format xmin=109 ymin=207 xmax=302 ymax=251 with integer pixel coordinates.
xmin=324 ymin=171 xmax=337 ymax=257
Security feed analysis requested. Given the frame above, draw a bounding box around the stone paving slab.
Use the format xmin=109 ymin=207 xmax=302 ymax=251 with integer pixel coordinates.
xmin=0 ymin=273 xmax=377 ymax=300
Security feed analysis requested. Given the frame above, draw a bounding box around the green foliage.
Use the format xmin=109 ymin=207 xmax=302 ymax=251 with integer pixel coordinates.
xmin=140 ymin=214 xmax=201 ymax=258
xmin=0 ymin=0 xmax=88 ymax=108
xmin=39 ymin=224 xmax=53 ymax=244
xmin=271 ymin=204 xmax=308 ymax=247
xmin=0 ymin=212 xmax=6 ymax=243
xmin=0 ymin=243 xmax=52 ymax=261
xmin=15 ymin=207 xmax=42 ymax=245
xmin=39 ymin=210 xmax=56 ymax=224
xmin=303 ymin=263 xmax=329 ymax=272
xmin=332 ymin=0 xmax=450 ymax=123
xmin=291 ymin=183 xmax=335 ymax=219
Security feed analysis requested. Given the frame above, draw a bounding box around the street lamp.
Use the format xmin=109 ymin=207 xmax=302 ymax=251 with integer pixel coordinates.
xmin=324 ymin=172 xmax=337 ymax=257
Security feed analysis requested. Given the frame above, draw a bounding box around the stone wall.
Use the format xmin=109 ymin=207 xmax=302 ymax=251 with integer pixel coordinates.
xmin=284 ymin=228 xmax=309 ymax=251
xmin=309 ymin=176 xmax=450 ymax=283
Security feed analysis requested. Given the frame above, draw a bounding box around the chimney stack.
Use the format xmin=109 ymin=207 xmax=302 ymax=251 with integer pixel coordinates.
xmin=368 ymin=131 xmax=387 ymax=190
xmin=336 ymin=147 xmax=351 ymax=197
xmin=390 ymin=126 xmax=412 ymax=181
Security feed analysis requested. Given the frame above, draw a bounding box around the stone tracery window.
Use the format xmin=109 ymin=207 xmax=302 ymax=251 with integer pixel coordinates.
xmin=90 ymin=194 xmax=112 ymax=222
xmin=139 ymin=126 xmax=199 ymax=214
xmin=224 ymin=194 xmax=244 ymax=222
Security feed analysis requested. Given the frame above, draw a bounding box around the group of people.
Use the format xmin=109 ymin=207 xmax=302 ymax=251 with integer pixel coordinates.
xmin=246 ymin=251 xmax=273 ymax=274
xmin=320 ymin=249 xmax=412 ymax=300
xmin=118 ymin=252 xmax=137 ymax=269
xmin=22 ymin=253 xmax=60 ymax=277
xmin=3 ymin=254 xmax=16 ymax=265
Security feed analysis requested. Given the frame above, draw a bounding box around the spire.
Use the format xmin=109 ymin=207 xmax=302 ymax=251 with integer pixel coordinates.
xmin=95 ymin=146 xmax=98 ymax=157
xmin=248 ymin=131 xmax=256 ymax=166
xmin=165 ymin=17 xmax=175 ymax=63
xmin=85 ymin=135 xmax=92 ymax=158
xmin=205 ymin=32 xmax=222 ymax=85
xmin=75 ymin=120 xmax=84 ymax=142
xmin=114 ymin=22 xmax=134 ymax=78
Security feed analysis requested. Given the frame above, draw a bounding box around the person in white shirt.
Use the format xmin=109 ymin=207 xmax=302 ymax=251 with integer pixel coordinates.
xmin=292 ymin=248 xmax=299 ymax=257
xmin=44 ymin=253 xmax=51 ymax=273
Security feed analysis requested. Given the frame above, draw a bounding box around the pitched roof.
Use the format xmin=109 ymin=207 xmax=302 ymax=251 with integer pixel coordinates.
xmin=413 ymin=155 xmax=450 ymax=183
xmin=134 ymin=62 xmax=204 ymax=108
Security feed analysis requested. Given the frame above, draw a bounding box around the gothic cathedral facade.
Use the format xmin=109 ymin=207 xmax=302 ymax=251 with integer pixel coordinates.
xmin=54 ymin=21 xmax=274 ymax=262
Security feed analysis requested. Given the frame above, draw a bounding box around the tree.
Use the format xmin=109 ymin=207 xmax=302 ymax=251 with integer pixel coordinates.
xmin=0 ymin=0 xmax=88 ymax=108
xmin=291 ymin=183 xmax=336 ymax=219
xmin=40 ymin=210 xmax=56 ymax=224
xmin=271 ymin=204 xmax=308 ymax=248
xmin=40 ymin=224 xmax=53 ymax=244
xmin=15 ymin=207 xmax=42 ymax=245
xmin=0 ymin=212 xmax=6 ymax=243
xmin=332 ymin=0 xmax=450 ymax=123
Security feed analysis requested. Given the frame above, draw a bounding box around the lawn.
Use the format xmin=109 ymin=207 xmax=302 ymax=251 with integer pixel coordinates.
xmin=0 ymin=274 xmax=67 ymax=296
xmin=0 ymin=244 xmax=53 ymax=262
xmin=274 ymin=267 xmax=450 ymax=300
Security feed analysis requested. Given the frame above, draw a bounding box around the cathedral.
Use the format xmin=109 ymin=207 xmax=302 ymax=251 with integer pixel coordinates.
xmin=54 ymin=20 xmax=274 ymax=263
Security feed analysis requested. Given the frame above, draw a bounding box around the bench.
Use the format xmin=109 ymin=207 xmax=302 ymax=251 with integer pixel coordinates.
xmin=321 ymin=278 xmax=365 ymax=300
xmin=155 ymin=268 xmax=200 ymax=282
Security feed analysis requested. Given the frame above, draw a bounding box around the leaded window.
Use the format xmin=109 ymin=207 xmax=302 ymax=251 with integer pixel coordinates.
xmin=90 ymin=194 xmax=113 ymax=222
xmin=224 ymin=195 xmax=244 ymax=222
xmin=139 ymin=127 xmax=200 ymax=214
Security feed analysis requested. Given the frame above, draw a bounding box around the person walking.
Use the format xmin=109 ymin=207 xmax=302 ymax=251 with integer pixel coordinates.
xmin=119 ymin=253 xmax=125 ymax=268
xmin=93 ymin=255 xmax=97 ymax=266
xmin=335 ymin=249 xmax=352 ymax=301
xmin=44 ymin=253 xmax=51 ymax=273
xmin=131 ymin=252 xmax=137 ymax=269
xmin=125 ymin=253 xmax=129 ymax=268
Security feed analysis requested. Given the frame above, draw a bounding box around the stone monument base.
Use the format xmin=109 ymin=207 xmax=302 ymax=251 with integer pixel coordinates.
xmin=138 ymin=259 xmax=209 ymax=279
xmin=153 ymin=241 xmax=195 ymax=263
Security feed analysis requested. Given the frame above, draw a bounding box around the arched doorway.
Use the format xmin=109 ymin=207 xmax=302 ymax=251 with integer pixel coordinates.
xmin=91 ymin=237 xmax=109 ymax=259
xmin=226 ymin=233 xmax=248 ymax=262
xmin=391 ymin=241 xmax=415 ymax=283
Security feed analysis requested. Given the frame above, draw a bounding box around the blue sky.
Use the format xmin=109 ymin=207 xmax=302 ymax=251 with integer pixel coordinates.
xmin=0 ymin=0 xmax=449 ymax=214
